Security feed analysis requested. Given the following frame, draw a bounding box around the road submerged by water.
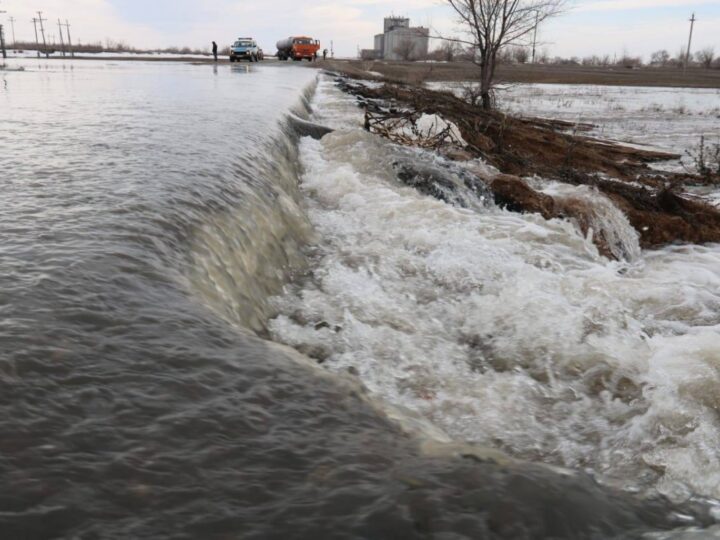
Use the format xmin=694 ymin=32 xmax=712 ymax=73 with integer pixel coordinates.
xmin=1 ymin=59 xmax=719 ymax=539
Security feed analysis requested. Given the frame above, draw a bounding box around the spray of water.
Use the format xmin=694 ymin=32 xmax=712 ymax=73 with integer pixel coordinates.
xmin=268 ymin=78 xmax=720 ymax=502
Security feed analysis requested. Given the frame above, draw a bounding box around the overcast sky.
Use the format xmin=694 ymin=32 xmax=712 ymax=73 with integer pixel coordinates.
xmin=1 ymin=0 xmax=718 ymax=60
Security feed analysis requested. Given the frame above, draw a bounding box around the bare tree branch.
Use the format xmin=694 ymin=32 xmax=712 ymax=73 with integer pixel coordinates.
xmin=442 ymin=0 xmax=567 ymax=109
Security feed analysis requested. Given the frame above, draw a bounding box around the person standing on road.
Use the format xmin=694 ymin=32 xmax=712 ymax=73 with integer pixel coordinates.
xmin=323 ymin=48 xmax=328 ymax=61
xmin=212 ymin=41 xmax=218 ymax=62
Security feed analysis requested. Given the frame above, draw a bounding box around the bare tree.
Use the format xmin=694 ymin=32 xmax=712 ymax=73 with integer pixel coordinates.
xmin=497 ymin=47 xmax=514 ymax=64
xmin=436 ymin=40 xmax=462 ymax=62
xmin=394 ymin=38 xmax=417 ymax=61
xmin=513 ymin=46 xmax=530 ymax=63
xmin=696 ymin=47 xmax=715 ymax=69
xmin=617 ymin=52 xmax=642 ymax=68
xmin=459 ymin=81 xmax=485 ymax=106
xmin=650 ymin=49 xmax=670 ymax=66
xmin=674 ymin=47 xmax=687 ymax=68
xmin=444 ymin=0 xmax=566 ymax=109
xmin=582 ymin=55 xmax=602 ymax=66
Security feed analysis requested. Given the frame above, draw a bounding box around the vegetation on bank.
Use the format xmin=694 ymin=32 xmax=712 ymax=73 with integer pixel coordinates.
xmin=333 ymin=76 xmax=720 ymax=258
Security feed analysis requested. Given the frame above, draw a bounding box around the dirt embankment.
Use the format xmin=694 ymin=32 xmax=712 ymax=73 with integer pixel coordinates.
xmin=319 ymin=59 xmax=720 ymax=89
xmin=336 ymin=78 xmax=720 ymax=256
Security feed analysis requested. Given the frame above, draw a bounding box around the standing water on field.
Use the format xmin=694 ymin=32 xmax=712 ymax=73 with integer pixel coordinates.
xmin=1 ymin=59 xmax=719 ymax=539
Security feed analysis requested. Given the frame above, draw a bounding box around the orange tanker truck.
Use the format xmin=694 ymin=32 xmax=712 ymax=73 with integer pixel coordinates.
xmin=276 ymin=36 xmax=320 ymax=61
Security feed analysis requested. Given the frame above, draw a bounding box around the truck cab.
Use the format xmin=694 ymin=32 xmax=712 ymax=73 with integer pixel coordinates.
xmin=230 ymin=38 xmax=261 ymax=62
xmin=276 ymin=37 xmax=321 ymax=61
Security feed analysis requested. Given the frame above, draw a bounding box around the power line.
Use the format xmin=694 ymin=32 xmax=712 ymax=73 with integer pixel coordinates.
xmin=64 ymin=20 xmax=74 ymax=57
xmin=57 ymin=18 xmax=66 ymax=56
xmin=37 ymin=10 xmax=48 ymax=58
xmin=31 ymin=17 xmax=40 ymax=57
xmin=531 ymin=11 xmax=539 ymax=63
xmin=0 ymin=3 xmax=5 ymax=59
xmin=8 ymin=16 xmax=15 ymax=47
xmin=684 ymin=12 xmax=696 ymax=73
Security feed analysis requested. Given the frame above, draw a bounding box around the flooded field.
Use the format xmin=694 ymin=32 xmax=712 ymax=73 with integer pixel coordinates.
xmin=428 ymin=82 xmax=720 ymax=173
xmin=2 ymin=59 xmax=720 ymax=538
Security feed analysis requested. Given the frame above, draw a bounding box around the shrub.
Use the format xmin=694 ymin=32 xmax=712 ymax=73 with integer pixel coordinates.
xmin=685 ymin=135 xmax=720 ymax=180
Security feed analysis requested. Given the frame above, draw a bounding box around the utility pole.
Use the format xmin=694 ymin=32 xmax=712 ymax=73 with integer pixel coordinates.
xmin=58 ymin=17 xmax=66 ymax=55
xmin=64 ymin=20 xmax=73 ymax=57
xmin=531 ymin=10 xmax=539 ymax=63
xmin=32 ymin=18 xmax=40 ymax=57
xmin=0 ymin=6 xmax=6 ymax=60
xmin=37 ymin=11 xmax=48 ymax=58
xmin=8 ymin=16 xmax=15 ymax=47
xmin=684 ymin=12 xmax=696 ymax=73
xmin=0 ymin=26 xmax=6 ymax=60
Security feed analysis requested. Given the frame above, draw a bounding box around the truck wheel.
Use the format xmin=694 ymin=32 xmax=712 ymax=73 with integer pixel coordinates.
xmin=229 ymin=57 xmax=235 ymax=63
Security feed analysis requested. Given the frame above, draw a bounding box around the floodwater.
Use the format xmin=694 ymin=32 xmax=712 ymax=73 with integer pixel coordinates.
xmin=1 ymin=59 xmax=719 ymax=539
xmin=268 ymin=79 xmax=720 ymax=504
xmin=429 ymin=81 xmax=720 ymax=177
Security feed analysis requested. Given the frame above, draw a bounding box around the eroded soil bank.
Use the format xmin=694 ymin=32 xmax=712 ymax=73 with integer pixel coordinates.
xmin=335 ymin=77 xmax=720 ymax=257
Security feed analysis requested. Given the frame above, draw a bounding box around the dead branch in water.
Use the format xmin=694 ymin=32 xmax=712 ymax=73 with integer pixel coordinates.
xmin=364 ymin=110 xmax=464 ymax=150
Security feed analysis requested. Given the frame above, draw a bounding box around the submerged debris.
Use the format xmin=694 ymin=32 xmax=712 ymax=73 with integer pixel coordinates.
xmin=337 ymin=77 xmax=720 ymax=256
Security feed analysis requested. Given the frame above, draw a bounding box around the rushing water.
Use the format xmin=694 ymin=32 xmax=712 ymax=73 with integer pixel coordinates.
xmin=267 ymin=79 xmax=720 ymax=502
xmin=1 ymin=59 xmax=719 ymax=539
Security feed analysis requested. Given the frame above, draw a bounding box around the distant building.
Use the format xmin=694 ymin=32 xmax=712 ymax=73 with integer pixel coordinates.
xmin=364 ymin=17 xmax=429 ymax=61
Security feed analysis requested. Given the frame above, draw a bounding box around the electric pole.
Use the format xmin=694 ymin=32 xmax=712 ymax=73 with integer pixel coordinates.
xmin=0 ymin=3 xmax=5 ymax=59
xmin=0 ymin=6 xmax=6 ymax=60
xmin=57 ymin=19 xmax=65 ymax=56
xmin=32 ymin=18 xmax=40 ymax=57
xmin=684 ymin=12 xmax=696 ymax=73
xmin=64 ymin=20 xmax=73 ymax=57
xmin=37 ymin=11 xmax=48 ymax=58
xmin=9 ymin=16 xmax=15 ymax=47
xmin=531 ymin=10 xmax=539 ymax=63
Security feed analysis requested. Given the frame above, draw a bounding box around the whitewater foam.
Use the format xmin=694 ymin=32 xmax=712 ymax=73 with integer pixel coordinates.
xmin=268 ymin=76 xmax=720 ymax=502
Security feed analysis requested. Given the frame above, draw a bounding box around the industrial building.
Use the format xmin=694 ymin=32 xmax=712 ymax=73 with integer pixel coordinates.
xmin=361 ymin=17 xmax=429 ymax=61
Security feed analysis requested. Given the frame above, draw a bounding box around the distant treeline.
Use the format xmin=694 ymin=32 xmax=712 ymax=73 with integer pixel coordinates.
xmin=425 ymin=42 xmax=719 ymax=69
xmin=10 ymin=39 xmax=216 ymax=56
